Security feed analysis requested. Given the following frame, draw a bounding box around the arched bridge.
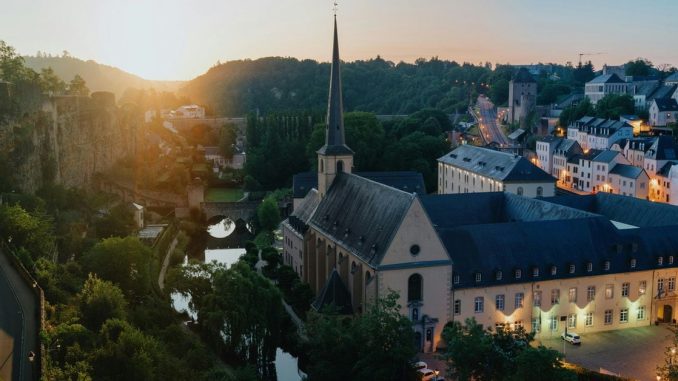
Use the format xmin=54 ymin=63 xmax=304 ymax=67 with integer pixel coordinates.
xmin=202 ymin=201 xmax=260 ymax=221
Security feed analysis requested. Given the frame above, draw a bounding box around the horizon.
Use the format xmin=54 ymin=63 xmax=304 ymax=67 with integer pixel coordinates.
xmin=2 ymin=0 xmax=678 ymax=81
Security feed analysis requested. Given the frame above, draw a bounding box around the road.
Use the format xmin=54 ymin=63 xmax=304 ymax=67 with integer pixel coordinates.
xmin=471 ymin=96 xmax=510 ymax=146
xmin=0 ymin=248 xmax=39 ymax=381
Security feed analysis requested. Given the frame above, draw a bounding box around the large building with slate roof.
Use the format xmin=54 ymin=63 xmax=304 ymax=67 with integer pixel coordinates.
xmin=585 ymin=73 xmax=629 ymax=105
xmin=567 ymin=116 xmax=633 ymax=151
xmin=437 ymin=145 xmax=555 ymax=198
xmin=283 ymin=15 xmax=678 ymax=354
xmin=649 ymin=98 xmax=678 ymax=126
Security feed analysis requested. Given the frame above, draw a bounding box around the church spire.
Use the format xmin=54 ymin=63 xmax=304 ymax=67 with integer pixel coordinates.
xmin=318 ymin=15 xmax=353 ymax=156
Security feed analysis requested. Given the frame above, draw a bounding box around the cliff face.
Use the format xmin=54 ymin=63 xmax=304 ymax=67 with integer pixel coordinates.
xmin=0 ymin=91 xmax=138 ymax=193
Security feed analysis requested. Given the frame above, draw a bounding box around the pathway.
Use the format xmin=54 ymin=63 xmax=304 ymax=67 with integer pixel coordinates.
xmin=158 ymin=236 xmax=179 ymax=291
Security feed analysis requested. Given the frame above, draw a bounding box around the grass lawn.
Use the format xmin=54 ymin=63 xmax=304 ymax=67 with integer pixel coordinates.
xmin=205 ymin=188 xmax=245 ymax=202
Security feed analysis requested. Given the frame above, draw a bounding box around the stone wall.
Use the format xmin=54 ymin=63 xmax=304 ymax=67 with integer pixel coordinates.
xmin=0 ymin=91 xmax=138 ymax=193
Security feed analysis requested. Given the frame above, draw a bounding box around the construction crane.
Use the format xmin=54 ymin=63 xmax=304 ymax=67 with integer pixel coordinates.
xmin=578 ymin=52 xmax=605 ymax=66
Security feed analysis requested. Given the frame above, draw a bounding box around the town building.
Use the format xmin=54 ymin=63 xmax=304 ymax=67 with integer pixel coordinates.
xmin=283 ymin=15 xmax=678 ymax=355
xmin=507 ymin=68 xmax=537 ymax=125
xmin=566 ymin=116 xmax=633 ymax=151
xmin=665 ymin=72 xmax=678 ymax=86
xmin=437 ymin=145 xmax=556 ymax=198
xmin=584 ymin=73 xmax=628 ymax=105
xmin=649 ymin=98 xmax=678 ymax=127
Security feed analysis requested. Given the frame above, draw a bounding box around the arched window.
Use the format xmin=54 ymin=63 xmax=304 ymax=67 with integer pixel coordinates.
xmin=408 ymin=274 xmax=423 ymax=302
xmin=536 ymin=186 xmax=543 ymax=197
xmin=337 ymin=160 xmax=344 ymax=173
xmin=517 ymin=187 xmax=524 ymax=196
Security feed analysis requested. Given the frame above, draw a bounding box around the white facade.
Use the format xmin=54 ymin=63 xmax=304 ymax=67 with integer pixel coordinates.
xmin=649 ymin=100 xmax=678 ymax=127
xmin=584 ymin=74 xmax=629 ymax=105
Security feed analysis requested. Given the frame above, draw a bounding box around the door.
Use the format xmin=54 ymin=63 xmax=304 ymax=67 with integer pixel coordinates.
xmin=664 ymin=305 xmax=673 ymax=323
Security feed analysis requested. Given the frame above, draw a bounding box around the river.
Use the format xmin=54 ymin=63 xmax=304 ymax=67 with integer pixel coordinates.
xmin=171 ymin=217 xmax=302 ymax=381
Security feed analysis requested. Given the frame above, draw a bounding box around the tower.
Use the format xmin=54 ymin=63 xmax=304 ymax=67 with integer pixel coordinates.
xmin=507 ymin=67 xmax=537 ymax=127
xmin=317 ymin=16 xmax=353 ymax=198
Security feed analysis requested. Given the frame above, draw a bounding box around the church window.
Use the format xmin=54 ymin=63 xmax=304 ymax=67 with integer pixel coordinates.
xmin=409 ymin=245 xmax=420 ymax=256
xmin=337 ymin=160 xmax=344 ymax=173
xmin=408 ymin=274 xmax=423 ymax=302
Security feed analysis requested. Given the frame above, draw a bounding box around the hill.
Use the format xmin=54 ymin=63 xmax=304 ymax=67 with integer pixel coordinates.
xmin=23 ymin=55 xmax=184 ymax=98
xmin=179 ymin=56 xmax=583 ymax=117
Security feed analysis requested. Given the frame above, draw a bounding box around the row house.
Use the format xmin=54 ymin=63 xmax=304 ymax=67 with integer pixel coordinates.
xmin=567 ymin=116 xmax=633 ymax=151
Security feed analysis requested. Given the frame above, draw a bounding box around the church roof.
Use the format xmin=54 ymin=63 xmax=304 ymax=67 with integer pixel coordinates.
xmin=312 ymin=269 xmax=353 ymax=314
xmin=317 ymin=16 xmax=353 ymax=156
xmin=438 ymin=145 xmax=555 ymax=183
xmin=292 ymin=171 xmax=426 ymax=199
xmin=309 ymin=173 xmax=415 ymax=267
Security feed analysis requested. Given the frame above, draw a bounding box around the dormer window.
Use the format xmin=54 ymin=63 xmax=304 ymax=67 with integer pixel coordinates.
xmin=670 ymin=256 xmax=674 ymax=265
xmin=453 ymin=274 xmax=460 ymax=284
xmin=569 ymin=264 xmax=575 ymax=274
xmin=630 ymin=258 xmax=636 ymax=268
xmin=515 ymin=269 xmax=522 ymax=279
xmin=496 ymin=271 xmax=503 ymax=281
xmin=658 ymin=257 xmax=664 ymax=266
xmin=586 ymin=262 xmax=593 ymax=272
xmin=604 ymin=261 xmax=611 ymax=271
xmin=475 ymin=273 xmax=482 ymax=283
xmin=551 ymin=266 xmax=557 ymax=275
xmin=532 ymin=267 xmax=539 ymax=277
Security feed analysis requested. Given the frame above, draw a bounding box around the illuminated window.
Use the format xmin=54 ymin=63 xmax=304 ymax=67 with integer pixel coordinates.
xmin=549 ymin=316 xmax=558 ymax=331
xmin=515 ymin=293 xmax=524 ymax=309
xmin=659 ymin=278 xmax=665 ymax=293
xmin=620 ymin=308 xmax=629 ymax=323
xmin=532 ymin=317 xmax=541 ymax=333
xmin=669 ymin=277 xmax=676 ymax=292
xmin=551 ymin=289 xmax=560 ymax=305
xmin=587 ymin=286 xmax=596 ymax=301
xmin=585 ymin=312 xmax=593 ymax=326
xmin=567 ymin=314 xmax=577 ymax=328
xmin=569 ymin=287 xmax=577 ymax=303
xmin=533 ymin=290 xmax=542 ymax=307
xmin=637 ymin=306 xmax=646 ymax=320
xmin=639 ymin=280 xmax=647 ymax=295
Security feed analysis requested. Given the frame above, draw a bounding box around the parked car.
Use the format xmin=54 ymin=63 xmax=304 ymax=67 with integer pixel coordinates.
xmin=418 ymin=368 xmax=437 ymax=381
xmin=413 ymin=361 xmax=428 ymax=371
xmin=561 ymin=331 xmax=581 ymax=345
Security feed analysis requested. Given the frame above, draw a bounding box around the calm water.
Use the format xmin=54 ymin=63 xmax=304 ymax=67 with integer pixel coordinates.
xmin=172 ymin=218 xmax=301 ymax=381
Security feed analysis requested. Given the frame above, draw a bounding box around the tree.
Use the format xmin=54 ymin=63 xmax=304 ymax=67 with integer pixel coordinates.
xmin=218 ymin=124 xmax=238 ymax=159
xmin=573 ymin=61 xmax=595 ymax=84
xmin=95 ymin=204 xmax=135 ymax=238
xmin=67 ymin=74 xmax=90 ymax=96
xmin=595 ymin=94 xmax=635 ymax=120
xmin=558 ymin=97 xmax=594 ymax=127
xmin=625 ymin=58 xmax=653 ymax=77
xmin=657 ymin=330 xmax=678 ymax=381
xmin=79 ymin=274 xmax=127 ymax=331
xmin=257 ymin=196 xmax=281 ymax=232
xmin=305 ymin=291 xmax=417 ymax=381
xmin=40 ymin=67 xmax=66 ymax=94
xmin=82 ymin=237 xmax=152 ymax=301
xmin=0 ymin=203 xmax=55 ymax=262
xmin=441 ymin=319 xmax=575 ymax=381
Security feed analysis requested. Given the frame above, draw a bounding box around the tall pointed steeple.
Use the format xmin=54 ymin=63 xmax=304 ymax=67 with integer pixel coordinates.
xmin=318 ymin=15 xmax=353 ymax=156
xmin=317 ymin=15 xmax=353 ymax=198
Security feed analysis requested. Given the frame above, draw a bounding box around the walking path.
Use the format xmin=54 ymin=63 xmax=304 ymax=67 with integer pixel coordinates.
xmin=158 ymin=236 xmax=179 ymax=291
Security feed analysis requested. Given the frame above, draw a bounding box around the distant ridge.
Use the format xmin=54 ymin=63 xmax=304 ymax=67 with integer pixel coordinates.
xmin=23 ymin=55 xmax=184 ymax=98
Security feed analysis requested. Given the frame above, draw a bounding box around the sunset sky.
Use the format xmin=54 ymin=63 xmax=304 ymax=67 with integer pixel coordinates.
xmin=2 ymin=0 xmax=678 ymax=80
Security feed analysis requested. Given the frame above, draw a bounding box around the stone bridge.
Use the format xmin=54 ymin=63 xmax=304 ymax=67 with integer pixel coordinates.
xmin=202 ymin=201 xmax=260 ymax=221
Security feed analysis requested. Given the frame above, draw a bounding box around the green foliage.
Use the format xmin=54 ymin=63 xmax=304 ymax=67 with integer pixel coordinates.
xmin=657 ymin=330 xmax=678 ymax=381
xmin=0 ymin=203 xmax=55 ymax=263
xmin=82 ymin=236 xmax=153 ymax=301
xmin=67 ymin=74 xmax=90 ymax=96
xmin=40 ymin=67 xmax=66 ymax=94
xmin=78 ymin=274 xmax=127 ymax=331
xmin=94 ymin=203 xmax=136 ymax=238
xmin=257 ymin=196 xmax=281 ymax=232
xmin=219 ymin=123 xmax=238 ymax=159
xmin=573 ymin=61 xmax=595 ymax=84
xmin=594 ymin=94 xmax=635 ymax=120
xmin=441 ymin=318 xmax=575 ymax=381
xmin=559 ymin=97 xmax=595 ymax=127
xmin=625 ymin=58 xmax=654 ymax=77
xmin=305 ymin=291 xmax=417 ymax=381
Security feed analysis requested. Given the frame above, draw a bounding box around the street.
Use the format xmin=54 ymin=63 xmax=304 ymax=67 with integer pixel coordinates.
xmin=0 ymin=249 xmax=39 ymax=381
xmin=473 ymin=96 xmax=510 ymax=146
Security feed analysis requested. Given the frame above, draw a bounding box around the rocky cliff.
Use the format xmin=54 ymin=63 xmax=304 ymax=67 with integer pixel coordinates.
xmin=0 ymin=90 xmax=138 ymax=193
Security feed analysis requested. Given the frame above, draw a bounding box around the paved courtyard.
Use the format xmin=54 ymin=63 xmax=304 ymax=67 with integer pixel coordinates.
xmin=539 ymin=325 xmax=675 ymax=381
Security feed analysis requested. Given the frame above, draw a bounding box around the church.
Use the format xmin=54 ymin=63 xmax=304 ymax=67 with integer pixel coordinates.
xmin=282 ymin=15 xmax=678 ymax=353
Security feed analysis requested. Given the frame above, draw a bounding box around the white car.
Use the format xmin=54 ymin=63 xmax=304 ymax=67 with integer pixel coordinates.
xmin=418 ymin=368 xmax=437 ymax=381
xmin=561 ymin=331 xmax=581 ymax=345
xmin=413 ymin=361 xmax=427 ymax=371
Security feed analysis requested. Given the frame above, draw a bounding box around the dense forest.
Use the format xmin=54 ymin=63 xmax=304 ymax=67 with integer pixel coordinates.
xmin=180 ymin=56 xmax=602 ymax=116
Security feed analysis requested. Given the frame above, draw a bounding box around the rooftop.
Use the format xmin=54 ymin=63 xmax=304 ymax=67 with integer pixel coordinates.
xmin=292 ymin=170 xmax=426 ymax=199
xmin=587 ymin=73 xmax=626 ymax=84
xmin=438 ymin=145 xmax=555 ymax=183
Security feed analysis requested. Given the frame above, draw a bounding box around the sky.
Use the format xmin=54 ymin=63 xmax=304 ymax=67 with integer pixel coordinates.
xmin=2 ymin=0 xmax=678 ymax=81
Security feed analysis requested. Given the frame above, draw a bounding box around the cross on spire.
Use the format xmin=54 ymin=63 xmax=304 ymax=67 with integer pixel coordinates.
xmin=333 ymin=1 xmax=338 ymax=15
